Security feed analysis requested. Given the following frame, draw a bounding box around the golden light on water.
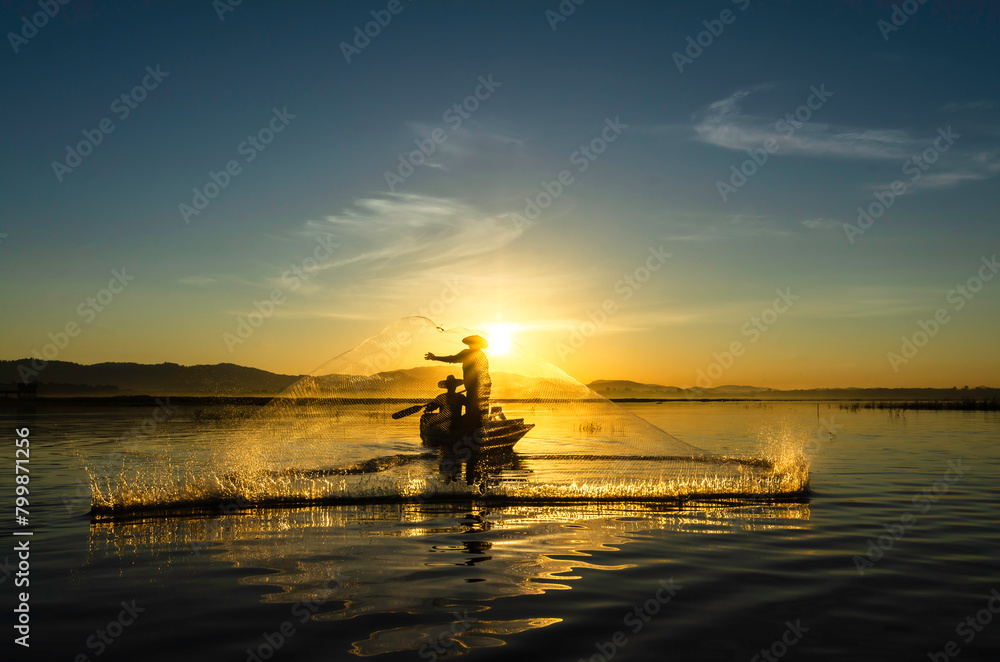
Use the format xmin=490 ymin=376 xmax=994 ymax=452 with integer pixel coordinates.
xmin=85 ymin=319 xmax=811 ymax=517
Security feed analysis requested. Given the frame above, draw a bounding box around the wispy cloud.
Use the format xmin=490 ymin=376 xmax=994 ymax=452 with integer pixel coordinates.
xmin=693 ymin=88 xmax=1000 ymax=192
xmin=801 ymin=218 xmax=841 ymax=230
xmin=692 ymin=88 xmax=914 ymax=159
xmin=398 ymin=122 xmax=528 ymax=173
xmin=223 ymin=193 xmax=540 ymax=322
xmin=866 ymin=148 xmax=1000 ymax=194
xmin=302 ymin=193 xmax=523 ymax=274
xmin=904 ymin=171 xmax=991 ymax=190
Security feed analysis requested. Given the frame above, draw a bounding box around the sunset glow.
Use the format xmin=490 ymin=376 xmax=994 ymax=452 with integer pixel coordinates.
xmin=484 ymin=323 xmax=516 ymax=357
xmin=1 ymin=3 xmax=997 ymax=391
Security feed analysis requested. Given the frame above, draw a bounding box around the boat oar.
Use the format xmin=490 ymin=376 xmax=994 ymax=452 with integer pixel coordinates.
xmin=391 ymin=388 xmax=466 ymax=419
xmin=391 ymin=404 xmax=424 ymax=419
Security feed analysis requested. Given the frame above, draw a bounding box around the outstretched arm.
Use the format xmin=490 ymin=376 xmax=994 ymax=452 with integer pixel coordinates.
xmin=425 ymin=351 xmax=464 ymax=363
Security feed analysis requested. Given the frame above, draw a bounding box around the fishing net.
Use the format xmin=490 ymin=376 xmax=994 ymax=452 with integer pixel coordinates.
xmin=89 ymin=317 xmax=808 ymax=516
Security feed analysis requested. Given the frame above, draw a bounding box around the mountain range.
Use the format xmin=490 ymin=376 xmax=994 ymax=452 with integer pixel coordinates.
xmin=0 ymin=360 xmax=300 ymax=396
xmin=0 ymin=360 xmax=994 ymax=400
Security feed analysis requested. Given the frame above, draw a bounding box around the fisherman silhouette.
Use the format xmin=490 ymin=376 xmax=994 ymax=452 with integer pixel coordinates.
xmin=425 ymin=335 xmax=492 ymax=432
xmin=421 ymin=374 xmax=466 ymax=436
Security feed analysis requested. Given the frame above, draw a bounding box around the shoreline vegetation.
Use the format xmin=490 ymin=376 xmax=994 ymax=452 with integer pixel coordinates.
xmin=838 ymin=399 xmax=999 ymax=412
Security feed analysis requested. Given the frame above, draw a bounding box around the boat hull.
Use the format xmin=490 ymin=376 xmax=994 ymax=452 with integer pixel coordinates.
xmin=420 ymin=415 xmax=533 ymax=451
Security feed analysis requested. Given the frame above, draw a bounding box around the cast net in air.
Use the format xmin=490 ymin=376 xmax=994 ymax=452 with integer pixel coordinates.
xmin=89 ymin=317 xmax=809 ymax=516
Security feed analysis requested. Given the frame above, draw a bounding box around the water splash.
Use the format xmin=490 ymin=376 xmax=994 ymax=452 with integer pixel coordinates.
xmin=87 ymin=318 xmax=809 ymax=517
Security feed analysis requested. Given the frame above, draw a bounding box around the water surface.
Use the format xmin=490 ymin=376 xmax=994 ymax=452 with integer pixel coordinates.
xmin=5 ymin=401 xmax=998 ymax=660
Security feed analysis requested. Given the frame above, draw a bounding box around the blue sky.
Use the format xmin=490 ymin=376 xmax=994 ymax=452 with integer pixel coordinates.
xmin=1 ymin=0 xmax=998 ymax=387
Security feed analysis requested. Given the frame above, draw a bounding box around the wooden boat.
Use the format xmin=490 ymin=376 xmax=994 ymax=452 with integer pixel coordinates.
xmin=420 ymin=405 xmax=533 ymax=451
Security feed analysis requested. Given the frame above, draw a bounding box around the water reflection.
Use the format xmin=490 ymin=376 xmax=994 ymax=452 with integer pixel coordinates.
xmin=434 ymin=446 xmax=531 ymax=489
xmin=88 ymin=501 xmax=809 ymax=657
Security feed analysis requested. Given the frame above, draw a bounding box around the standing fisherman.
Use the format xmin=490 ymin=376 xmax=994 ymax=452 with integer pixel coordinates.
xmin=425 ymin=335 xmax=492 ymax=432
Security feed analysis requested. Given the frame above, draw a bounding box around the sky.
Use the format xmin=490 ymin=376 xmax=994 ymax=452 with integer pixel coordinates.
xmin=1 ymin=0 xmax=998 ymax=388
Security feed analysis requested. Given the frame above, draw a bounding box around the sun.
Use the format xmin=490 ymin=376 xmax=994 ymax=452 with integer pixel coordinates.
xmin=484 ymin=323 xmax=515 ymax=356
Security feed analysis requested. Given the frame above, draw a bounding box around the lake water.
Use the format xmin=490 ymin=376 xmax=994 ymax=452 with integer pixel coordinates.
xmin=4 ymin=401 xmax=999 ymax=661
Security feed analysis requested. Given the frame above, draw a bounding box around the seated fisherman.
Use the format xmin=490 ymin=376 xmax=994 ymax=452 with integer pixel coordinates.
xmin=422 ymin=374 xmax=465 ymax=435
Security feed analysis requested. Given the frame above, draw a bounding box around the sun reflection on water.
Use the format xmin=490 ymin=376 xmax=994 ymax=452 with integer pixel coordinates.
xmin=87 ymin=500 xmax=809 ymax=656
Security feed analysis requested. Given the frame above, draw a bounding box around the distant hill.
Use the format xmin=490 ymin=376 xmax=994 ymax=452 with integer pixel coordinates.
xmin=1 ymin=359 xmax=995 ymax=400
xmin=589 ymin=379 xmax=683 ymax=394
xmin=307 ymin=365 xmax=458 ymax=397
xmin=301 ymin=366 xmax=593 ymax=400
xmin=0 ymin=360 xmax=300 ymax=396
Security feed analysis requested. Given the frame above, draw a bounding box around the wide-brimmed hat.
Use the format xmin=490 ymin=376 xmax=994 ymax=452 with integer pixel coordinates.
xmin=437 ymin=374 xmax=462 ymax=389
xmin=462 ymin=334 xmax=488 ymax=348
